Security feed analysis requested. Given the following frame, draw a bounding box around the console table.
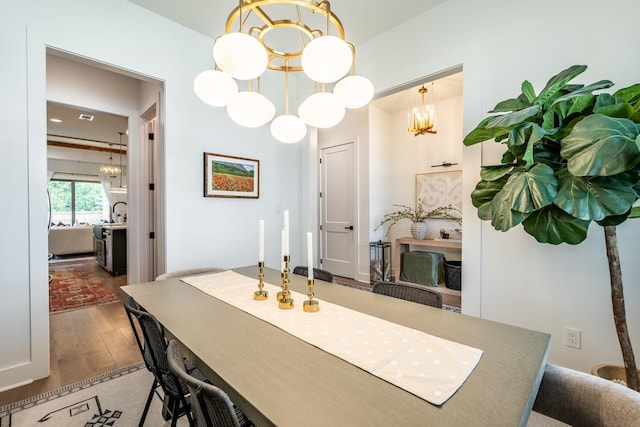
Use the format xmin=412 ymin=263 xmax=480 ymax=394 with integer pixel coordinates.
xmin=394 ymin=237 xmax=462 ymax=305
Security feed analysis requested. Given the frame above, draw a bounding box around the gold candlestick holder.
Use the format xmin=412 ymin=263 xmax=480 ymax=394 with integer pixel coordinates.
xmin=303 ymin=279 xmax=319 ymax=312
xmin=278 ymin=256 xmax=294 ymax=309
xmin=253 ymin=261 xmax=268 ymax=300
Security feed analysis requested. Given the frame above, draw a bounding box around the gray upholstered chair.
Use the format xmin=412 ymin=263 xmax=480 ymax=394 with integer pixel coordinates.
xmin=372 ymin=281 xmax=443 ymax=308
xmin=167 ymin=340 xmax=252 ymax=427
xmin=291 ymin=266 xmax=333 ymax=283
xmin=155 ymin=267 xmax=224 ymax=281
xmin=527 ymin=363 xmax=640 ymax=427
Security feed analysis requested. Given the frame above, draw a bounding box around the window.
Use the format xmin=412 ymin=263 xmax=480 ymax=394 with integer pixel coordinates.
xmin=48 ymin=180 xmax=107 ymax=225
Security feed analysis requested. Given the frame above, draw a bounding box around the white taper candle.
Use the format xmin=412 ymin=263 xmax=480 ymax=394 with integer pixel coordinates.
xmin=281 ymin=229 xmax=286 ymax=272
xmin=307 ymin=231 xmax=313 ymax=280
xmin=283 ymin=209 xmax=290 ymax=255
xmin=258 ymin=219 xmax=264 ymax=262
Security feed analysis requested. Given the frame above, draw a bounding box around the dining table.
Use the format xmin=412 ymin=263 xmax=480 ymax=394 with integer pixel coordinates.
xmin=120 ymin=265 xmax=551 ymax=427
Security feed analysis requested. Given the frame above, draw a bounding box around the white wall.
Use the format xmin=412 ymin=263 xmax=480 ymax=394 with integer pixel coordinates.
xmin=359 ymin=0 xmax=640 ymax=373
xmin=1 ymin=0 xmax=302 ymax=390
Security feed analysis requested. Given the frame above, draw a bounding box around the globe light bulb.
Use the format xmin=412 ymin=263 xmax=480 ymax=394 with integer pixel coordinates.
xmin=193 ymin=69 xmax=238 ymax=107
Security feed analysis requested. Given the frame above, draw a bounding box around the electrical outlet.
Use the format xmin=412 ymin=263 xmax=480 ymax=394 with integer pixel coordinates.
xmin=564 ymin=327 xmax=581 ymax=349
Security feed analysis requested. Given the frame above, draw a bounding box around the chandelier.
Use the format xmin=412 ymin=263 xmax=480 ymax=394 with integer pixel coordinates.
xmin=109 ymin=132 xmax=127 ymax=194
xmin=193 ymin=0 xmax=374 ymax=144
xmin=408 ymin=82 xmax=437 ymax=136
xmin=100 ymin=144 xmax=121 ymax=177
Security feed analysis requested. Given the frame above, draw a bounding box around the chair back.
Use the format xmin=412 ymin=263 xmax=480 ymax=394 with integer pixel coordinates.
xmin=124 ymin=296 xmax=185 ymax=399
xmin=372 ymin=281 xmax=443 ymax=308
xmin=292 ymin=266 xmax=334 ymax=283
xmin=167 ymin=340 xmax=242 ymax=427
xmin=155 ymin=267 xmax=224 ymax=281
xmin=532 ymin=363 xmax=640 ymax=427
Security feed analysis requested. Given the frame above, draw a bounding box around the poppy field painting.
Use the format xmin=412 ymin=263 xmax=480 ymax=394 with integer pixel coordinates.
xmin=204 ymin=153 xmax=259 ymax=198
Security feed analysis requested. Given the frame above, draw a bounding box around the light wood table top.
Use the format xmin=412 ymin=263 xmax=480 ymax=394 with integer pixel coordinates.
xmin=121 ymin=266 xmax=550 ymax=427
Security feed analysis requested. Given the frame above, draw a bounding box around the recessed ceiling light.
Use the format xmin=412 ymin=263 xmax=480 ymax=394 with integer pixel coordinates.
xmin=78 ymin=113 xmax=94 ymax=121
xmin=50 ymin=118 xmax=62 ymax=123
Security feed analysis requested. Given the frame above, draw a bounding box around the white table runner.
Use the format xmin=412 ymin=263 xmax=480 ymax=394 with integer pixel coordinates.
xmin=181 ymin=270 xmax=482 ymax=405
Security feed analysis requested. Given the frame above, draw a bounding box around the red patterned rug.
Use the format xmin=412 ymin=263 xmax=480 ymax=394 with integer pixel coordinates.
xmin=49 ymin=262 xmax=119 ymax=313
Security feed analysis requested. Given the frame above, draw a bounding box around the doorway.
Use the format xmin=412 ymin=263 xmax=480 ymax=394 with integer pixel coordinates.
xmin=320 ymin=142 xmax=356 ymax=279
xmin=46 ymin=50 xmax=163 ymax=284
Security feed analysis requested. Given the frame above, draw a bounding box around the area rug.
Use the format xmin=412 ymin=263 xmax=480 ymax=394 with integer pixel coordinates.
xmin=49 ymin=262 xmax=119 ymax=313
xmin=333 ymin=277 xmax=461 ymax=313
xmin=0 ymin=362 xmax=188 ymax=427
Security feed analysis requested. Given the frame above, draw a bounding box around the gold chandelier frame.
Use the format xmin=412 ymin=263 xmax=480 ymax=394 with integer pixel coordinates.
xmin=224 ymin=0 xmax=348 ymax=73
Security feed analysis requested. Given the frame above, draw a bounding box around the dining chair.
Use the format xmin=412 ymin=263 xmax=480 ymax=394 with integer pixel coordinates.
xmin=292 ymin=266 xmax=334 ymax=283
xmin=372 ymin=281 xmax=443 ymax=308
xmin=167 ymin=340 xmax=253 ymax=427
xmin=528 ymin=363 xmax=640 ymax=427
xmin=124 ymin=296 xmax=196 ymax=427
xmin=155 ymin=267 xmax=225 ymax=281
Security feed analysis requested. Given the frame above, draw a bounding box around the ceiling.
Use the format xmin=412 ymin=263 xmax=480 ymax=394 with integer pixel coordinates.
xmin=48 ymin=102 xmax=128 ymax=146
xmin=126 ymin=0 xmax=448 ymax=45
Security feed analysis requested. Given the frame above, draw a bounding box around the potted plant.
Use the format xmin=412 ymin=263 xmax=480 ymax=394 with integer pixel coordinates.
xmin=375 ymin=199 xmax=461 ymax=239
xmin=463 ymin=64 xmax=640 ymax=390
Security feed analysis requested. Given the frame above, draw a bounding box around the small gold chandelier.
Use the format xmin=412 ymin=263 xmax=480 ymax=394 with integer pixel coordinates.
xmin=408 ymin=82 xmax=437 ymax=136
xmin=99 ymin=145 xmax=121 ymax=177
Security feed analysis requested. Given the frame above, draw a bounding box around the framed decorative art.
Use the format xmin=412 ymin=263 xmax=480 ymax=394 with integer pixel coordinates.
xmin=204 ymin=152 xmax=260 ymax=198
xmin=415 ymin=170 xmax=463 ymax=214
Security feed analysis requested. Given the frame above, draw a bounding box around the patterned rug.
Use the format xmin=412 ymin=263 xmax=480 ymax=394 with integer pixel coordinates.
xmin=0 ymin=362 xmax=188 ymax=427
xmin=49 ymin=262 xmax=119 ymax=313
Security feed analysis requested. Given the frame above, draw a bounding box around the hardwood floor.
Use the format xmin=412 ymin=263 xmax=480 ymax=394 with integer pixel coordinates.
xmin=0 ymin=258 xmax=142 ymax=407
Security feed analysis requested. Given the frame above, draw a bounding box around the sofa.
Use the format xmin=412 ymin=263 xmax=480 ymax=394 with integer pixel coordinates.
xmin=48 ymin=225 xmax=94 ymax=256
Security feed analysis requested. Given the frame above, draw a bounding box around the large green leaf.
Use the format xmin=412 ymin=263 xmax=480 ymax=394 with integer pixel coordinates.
xmin=480 ymin=165 xmax=517 ymax=181
xmin=463 ymin=116 xmax=511 ymax=146
xmin=596 ymin=209 xmax=631 ymax=226
xmin=489 ymin=98 xmax=529 ymax=113
xmin=471 ymin=178 xmax=508 ymax=220
xmin=522 ymin=205 xmax=590 ymax=245
xmin=629 ymin=206 xmax=640 ymax=219
xmin=536 ymin=65 xmax=587 ymax=107
xmin=489 ymin=190 xmax=528 ymax=231
xmin=554 ymin=173 xmax=638 ymax=221
xmin=594 ymin=93 xmax=636 ymax=119
xmin=487 ymin=105 xmax=541 ymax=128
xmin=498 ymin=164 xmax=557 ymax=213
xmin=614 ymin=84 xmax=640 ymax=104
xmin=548 ymin=94 xmax=596 ymax=126
xmin=508 ymin=123 xmax=557 ymax=167
xmin=521 ymin=80 xmax=537 ymax=104
xmin=551 ymin=80 xmax=613 ymax=106
xmin=561 ymin=114 xmax=640 ymax=176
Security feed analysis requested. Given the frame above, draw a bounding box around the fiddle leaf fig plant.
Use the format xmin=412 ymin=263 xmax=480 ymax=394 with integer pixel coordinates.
xmin=463 ymin=64 xmax=640 ymax=390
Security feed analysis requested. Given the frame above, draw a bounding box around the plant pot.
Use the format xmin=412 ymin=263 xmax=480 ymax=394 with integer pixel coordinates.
xmin=591 ymin=364 xmax=640 ymax=386
xmin=410 ymin=222 xmax=428 ymax=240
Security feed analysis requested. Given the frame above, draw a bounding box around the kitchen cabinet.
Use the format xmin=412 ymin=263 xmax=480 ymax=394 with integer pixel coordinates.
xmin=94 ymin=225 xmax=127 ymax=276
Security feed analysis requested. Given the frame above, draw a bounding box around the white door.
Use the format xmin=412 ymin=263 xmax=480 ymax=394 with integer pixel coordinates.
xmin=320 ymin=142 xmax=356 ymax=278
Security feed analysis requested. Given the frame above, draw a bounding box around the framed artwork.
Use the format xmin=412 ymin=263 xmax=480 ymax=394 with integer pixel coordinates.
xmin=415 ymin=170 xmax=462 ymax=215
xmin=204 ymin=152 xmax=260 ymax=198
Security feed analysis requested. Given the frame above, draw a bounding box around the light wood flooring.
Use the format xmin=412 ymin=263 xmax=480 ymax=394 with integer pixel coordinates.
xmin=0 ymin=259 xmax=141 ymax=407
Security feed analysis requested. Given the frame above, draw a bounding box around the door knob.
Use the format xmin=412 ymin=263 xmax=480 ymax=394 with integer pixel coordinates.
xmin=344 ymin=225 xmax=354 ymax=230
